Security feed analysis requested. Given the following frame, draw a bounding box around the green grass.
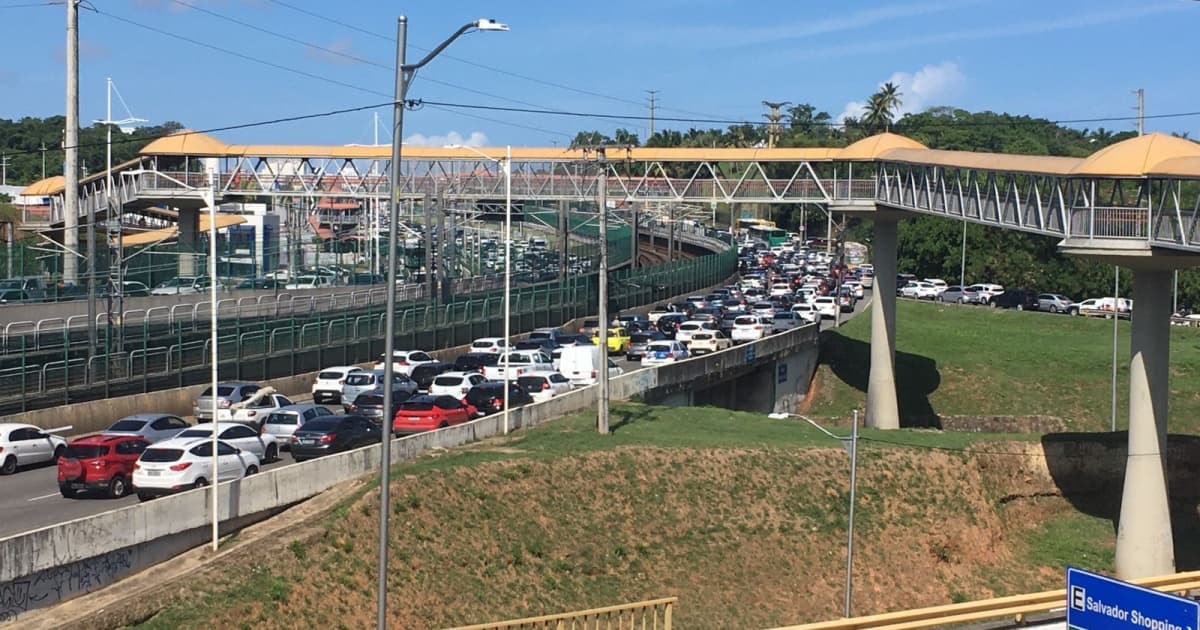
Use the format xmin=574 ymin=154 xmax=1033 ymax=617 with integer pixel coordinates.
xmin=809 ymin=300 xmax=1200 ymax=431
xmin=1020 ymin=509 xmax=1116 ymax=572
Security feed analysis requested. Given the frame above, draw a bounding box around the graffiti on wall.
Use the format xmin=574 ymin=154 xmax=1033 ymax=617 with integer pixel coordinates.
xmin=0 ymin=549 xmax=133 ymax=622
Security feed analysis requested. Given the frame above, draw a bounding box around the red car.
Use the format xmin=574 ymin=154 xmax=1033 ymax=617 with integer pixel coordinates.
xmin=58 ymin=434 xmax=150 ymax=498
xmin=392 ymin=395 xmax=477 ymax=435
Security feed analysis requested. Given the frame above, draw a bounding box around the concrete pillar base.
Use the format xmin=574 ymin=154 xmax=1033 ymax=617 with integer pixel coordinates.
xmin=177 ymin=207 xmax=200 ymax=277
xmin=866 ymin=217 xmax=899 ymax=430
xmin=1115 ymin=268 xmax=1174 ymax=578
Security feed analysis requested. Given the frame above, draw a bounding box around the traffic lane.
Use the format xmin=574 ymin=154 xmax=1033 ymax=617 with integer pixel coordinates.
xmin=0 ymin=448 xmax=295 ymax=539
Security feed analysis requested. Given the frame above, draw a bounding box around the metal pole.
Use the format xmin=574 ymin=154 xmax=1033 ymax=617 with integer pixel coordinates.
xmin=423 ymin=192 xmax=434 ymax=299
xmin=63 ymin=0 xmax=79 ymax=285
xmin=378 ymin=15 xmax=407 ymax=630
xmin=844 ymin=409 xmax=859 ymax=618
xmin=207 ymin=169 xmax=219 ymax=552
xmin=503 ymin=145 xmax=512 ymax=435
xmin=1173 ymin=269 xmax=1179 ymax=315
xmin=597 ymin=149 xmax=610 ymax=435
xmin=1111 ymin=265 xmax=1119 ymax=432
xmin=959 ymin=219 xmax=967 ymax=290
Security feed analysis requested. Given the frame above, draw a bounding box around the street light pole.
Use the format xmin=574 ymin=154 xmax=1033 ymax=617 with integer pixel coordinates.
xmin=596 ymin=148 xmax=610 ymax=435
xmin=377 ymin=17 xmax=508 ymax=630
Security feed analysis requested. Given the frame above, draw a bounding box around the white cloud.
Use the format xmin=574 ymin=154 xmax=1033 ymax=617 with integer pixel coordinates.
xmin=837 ymin=61 xmax=965 ymax=123
xmin=403 ymin=131 xmax=489 ymax=147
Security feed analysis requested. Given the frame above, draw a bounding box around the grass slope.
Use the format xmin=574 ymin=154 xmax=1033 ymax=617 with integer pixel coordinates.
xmin=132 ymin=404 xmax=1113 ymax=630
xmin=809 ymin=300 xmax=1200 ymax=431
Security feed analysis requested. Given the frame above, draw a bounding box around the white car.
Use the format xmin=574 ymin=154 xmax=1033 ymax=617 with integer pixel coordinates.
xmin=791 ymin=303 xmax=819 ymax=324
xmin=133 ymin=437 xmax=260 ymax=501
xmin=813 ymin=296 xmax=838 ymax=319
xmin=750 ymin=302 xmax=777 ymax=318
xmin=925 ymin=278 xmax=948 ymax=291
xmin=0 ymin=423 xmax=68 ymax=475
xmin=641 ymin=340 xmax=690 ymax=366
xmin=172 ymin=422 xmax=281 ymax=463
xmin=218 ymin=391 xmax=294 ymax=424
xmin=283 ymin=275 xmax=333 ymax=290
xmin=731 ymin=315 xmax=770 ymax=343
xmin=675 ymin=320 xmax=718 ymax=344
xmin=311 ymin=366 xmax=365 ymax=404
xmin=769 ymin=282 xmax=792 ymax=297
xmin=900 ymin=281 xmax=941 ymax=300
xmin=484 ymin=350 xmax=555 ymax=381
xmin=967 ymin=283 xmax=1005 ymax=305
xmin=517 ymin=372 xmax=573 ymax=403
xmin=771 ymin=311 xmax=802 ymax=333
xmin=687 ymin=331 xmax=733 ymax=355
xmin=469 ymin=338 xmax=507 ymax=354
xmin=429 ymin=371 xmax=487 ymax=399
xmin=150 ymin=276 xmax=211 ymax=296
xmin=373 ymin=350 xmax=436 ymax=376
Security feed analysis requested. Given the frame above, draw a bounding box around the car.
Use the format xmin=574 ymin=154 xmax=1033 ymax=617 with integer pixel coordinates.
xmin=234 ymin=277 xmax=282 ymax=290
xmin=0 ymin=289 xmax=32 ymax=304
xmin=223 ymin=390 xmax=294 ymax=425
xmin=344 ymin=385 xmax=415 ymax=423
xmin=0 ymin=423 xmax=68 ymax=474
xmin=150 ymin=276 xmax=212 ymax=296
xmin=101 ymin=413 xmax=190 ymax=443
xmin=465 ymin=382 xmax=534 ymax=416
xmin=517 ymin=372 xmax=574 ymax=403
xmin=283 ymin=275 xmax=333 ymax=290
xmin=410 ymin=361 xmax=458 ymax=392
xmin=452 ymin=352 xmax=502 ymax=374
xmin=991 ymin=289 xmax=1040 ymax=311
xmin=812 ymin=296 xmax=838 ymax=319
xmin=392 ymin=395 xmax=478 ymax=434
xmin=675 ymin=320 xmax=718 ymax=344
xmin=261 ymin=403 xmax=336 ymax=448
xmin=591 ymin=327 xmax=631 ymax=354
xmin=100 ymin=280 xmax=152 ymax=297
xmin=341 ymin=370 xmax=417 ymax=409
xmin=372 ymin=350 xmax=436 ymax=376
xmin=1037 ymin=293 xmax=1074 ymax=314
xmin=290 ymin=414 xmax=383 ymax=462
xmin=900 ymin=281 xmax=941 ymax=300
xmin=750 ymin=301 xmax=777 ymax=318
xmin=57 ymin=435 xmax=149 ymax=498
xmin=656 ymin=313 xmax=688 ymax=338
xmin=556 ymin=345 xmax=623 ymax=386
xmin=640 ymin=340 xmax=690 ymax=366
xmin=347 ymin=273 xmax=384 ymax=286
xmin=514 ymin=338 xmax=562 ymax=354
xmin=469 ymin=337 xmax=508 ymax=354
xmin=528 ymin=327 xmax=578 ymax=346
xmin=311 ymin=366 xmax=365 ymax=404
xmin=1068 ymin=297 xmax=1132 ymax=319
xmin=731 ymin=315 xmax=770 ymax=343
xmin=173 ymin=422 xmax=281 ymax=463
xmin=772 ymin=311 xmax=803 ymax=333
xmin=937 ymin=285 xmax=976 ymax=304
xmin=967 ymin=283 xmax=1005 ymax=305
xmin=483 ymin=351 xmax=554 ymax=381
xmin=133 ymin=437 xmax=259 ymax=501
xmin=626 ymin=331 xmax=666 ymax=360
xmin=687 ymin=330 xmax=733 ymax=355
xmin=790 ymin=303 xmax=819 ymax=324
xmin=193 ymin=381 xmax=261 ymax=423
xmin=429 ymin=371 xmax=488 ymax=399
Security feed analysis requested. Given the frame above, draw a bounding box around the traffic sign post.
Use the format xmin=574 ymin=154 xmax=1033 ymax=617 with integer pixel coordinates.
xmin=1067 ymin=567 xmax=1199 ymax=630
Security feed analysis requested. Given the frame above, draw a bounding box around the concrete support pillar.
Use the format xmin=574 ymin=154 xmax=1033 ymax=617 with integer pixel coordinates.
xmin=866 ymin=218 xmax=899 ymax=429
xmin=177 ymin=207 xmax=200 ymax=277
xmin=1115 ymin=268 xmax=1174 ymax=578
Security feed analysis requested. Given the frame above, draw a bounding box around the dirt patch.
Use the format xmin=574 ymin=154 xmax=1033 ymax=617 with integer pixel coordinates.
xmin=102 ymin=443 xmax=1123 ymax=630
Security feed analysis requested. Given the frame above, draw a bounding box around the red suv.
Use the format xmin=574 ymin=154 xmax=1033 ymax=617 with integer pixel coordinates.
xmin=58 ymin=435 xmax=150 ymax=498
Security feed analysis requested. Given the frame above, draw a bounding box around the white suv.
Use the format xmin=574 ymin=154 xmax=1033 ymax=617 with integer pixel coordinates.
xmin=133 ymin=437 xmax=259 ymax=501
xmin=311 ymin=366 xmax=364 ymax=404
xmin=900 ymin=281 xmax=941 ymax=300
xmin=731 ymin=315 xmax=769 ymax=343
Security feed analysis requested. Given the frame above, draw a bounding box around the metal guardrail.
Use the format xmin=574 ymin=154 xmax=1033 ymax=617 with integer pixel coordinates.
xmin=769 ymin=571 xmax=1200 ymax=630
xmin=446 ymin=597 xmax=676 ymax=630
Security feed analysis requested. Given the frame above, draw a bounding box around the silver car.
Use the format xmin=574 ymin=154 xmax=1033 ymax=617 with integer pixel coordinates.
xmin=193 ymin=381 xmax=261 ymax=422
xmin=1037 ymin=293 xmax=1074 ymax=314
xmin=261 ymin=403 xmax=335 ymax=449
xmin=101 ymin=413 xmax=190 ymax=443
xmin=341 ymin=370 xmax=417 ymax=411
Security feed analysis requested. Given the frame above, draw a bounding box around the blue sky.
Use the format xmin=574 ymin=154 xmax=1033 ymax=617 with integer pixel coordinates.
xmin=1 ymin=0 xmax=1196 ymax=147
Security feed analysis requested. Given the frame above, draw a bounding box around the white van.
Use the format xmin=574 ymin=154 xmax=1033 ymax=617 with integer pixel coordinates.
xmin=558 ymin=345 xmax=624 ymax=387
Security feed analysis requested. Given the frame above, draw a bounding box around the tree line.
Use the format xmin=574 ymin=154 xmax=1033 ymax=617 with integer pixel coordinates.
xmin=0 ymin=116 xmax=184 ymax=186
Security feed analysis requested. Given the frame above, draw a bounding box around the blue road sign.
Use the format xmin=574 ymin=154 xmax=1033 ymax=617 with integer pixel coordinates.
xmin=1067 ymin=567 xmax=1199 ymax=630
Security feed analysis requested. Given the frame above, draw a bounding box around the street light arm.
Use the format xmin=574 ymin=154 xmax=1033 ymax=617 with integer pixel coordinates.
xmin=404 ymin=19 xmax=506 ymax=73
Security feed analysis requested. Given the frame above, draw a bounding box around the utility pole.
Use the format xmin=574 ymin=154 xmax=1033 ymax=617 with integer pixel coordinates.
xmin=40 ymin=143 xmax=47 ymax=179
xmin=762 ymin=101 xmax=790 ymax=149
xmin=63 ymin=0 xmax=80 ymax=285
xmin=0 ymin=154 xmax=9 ymax=186
xmin=646 ymin=90 xmax=658 ymax=140
xmin=1134 ymin=88 xmax=1145 ymax=136
xmin=596 ymin=148 xmax=610 ymax=435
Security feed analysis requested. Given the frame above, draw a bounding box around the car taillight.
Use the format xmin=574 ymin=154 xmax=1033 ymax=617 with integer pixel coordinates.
xmin=347 ymin=403 xmax=357 ymax=412
xmin=169 ymin=462 xmax=192 ymax=471
xmin=338 ymin=379 xmax=345 ymax=385
xmin=399 ymin=360 xmax=409 ymax=366
xmin=320 ymin=434 xmax=336 ymax=444
xmin=542 ymin=381 xmax=550 ymax=390
xmin=590 ymin=370 xmax=598 ymax=378
xmin=246 ymin=411 xmax=257 ymax=417
xmin=218 ymin=399 xmax=231 ymax=408
xmin=290 ymin=435 xmax=300 ymax=443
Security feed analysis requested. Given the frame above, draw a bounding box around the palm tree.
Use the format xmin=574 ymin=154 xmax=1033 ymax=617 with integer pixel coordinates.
xmin=863 ymin=82 xmax=903 ymax=133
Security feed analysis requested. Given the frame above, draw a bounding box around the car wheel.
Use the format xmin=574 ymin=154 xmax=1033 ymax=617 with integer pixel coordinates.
xmin=107 ymin=475 xmax=128 ymax=499
xmin=438 ymin=421 xmax=449 ymax=429
xmin=1050 ymin=305 xmax=1059 ymax=313
xmin=193 ymin=478 xmax=209 ymax=489
xmin=265 ymin=443 xmax=279 ymax=463
xmin=245 ymin=465 xmax=259 ymax=476
xmin=1016 ymin=304 xmax=1024 ymax=311
xmin=0 ymin=455 xmax=16 ymax=476
xmin=52 ymin=446 xmax=65 ymax=462
xmin=137 ymin=492 xmax=154 ymax=502
xmin=60 ymin=484 xmax=75 ymax=499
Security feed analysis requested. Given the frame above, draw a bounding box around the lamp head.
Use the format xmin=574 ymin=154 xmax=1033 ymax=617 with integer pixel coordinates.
xmin=766 ymin=412 xmax=791 ymax=419
xmin=475 ymin=18 xmax=509 ymax=31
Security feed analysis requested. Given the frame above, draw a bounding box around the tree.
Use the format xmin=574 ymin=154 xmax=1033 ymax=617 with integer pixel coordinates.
xmin=863 ymin=82 xmax=903 ymax=133
xmin=569 ymin=131 xmax=611 ymax=149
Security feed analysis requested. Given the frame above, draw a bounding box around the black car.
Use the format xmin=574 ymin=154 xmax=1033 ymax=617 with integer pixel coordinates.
xmin=235 ymin=277 xmax=281 ymax=290
xmin=345 ymin=386 xmax=414 ymax=423
xmin=991 ymin=289 xmax=1040 ymax=311
xmin=656 ymin=313 xmax=688 ymax=339
xmin=453 ymin=352 xmax=501 ymax=373
xmin=411 ymin=361 xmax=456 ymax=392
xmin=0 ymin=289 xmax=31 ymax=304
xmin=465 ymin=382 xmax=533 ymax=416
xmin=290 ymin=414 xmax=382 ymax=462
xmin=514 ymin=338 xmax=560 ymax=354
xmin=348 ymin=273 xmax=384 ymax=285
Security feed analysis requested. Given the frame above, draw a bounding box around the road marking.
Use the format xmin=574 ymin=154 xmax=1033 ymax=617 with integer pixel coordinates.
xmin=27 ymin=492 xmax=60 ymax=502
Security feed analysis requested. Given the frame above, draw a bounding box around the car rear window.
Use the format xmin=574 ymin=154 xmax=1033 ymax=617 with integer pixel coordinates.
xmin=400 ymin=401 xmax=434 ymax=411
xmin=317 ymin=371 xmax=345 ymax=380
xmin=735 ymin=316 xmax=757 ymax=325
xmin=774 ymin=313 xmax=794 ymax=320
xmin=692 ymin=333 xmax=713 ymax=340
xmin=66 ymin=445 xmax=107 ymax=459
xmin=354 ymin=393 xmax=384 ymax=406
xmin=265 ymin=412 xmax=299 ymax=426
xmin=108 ymin=419 xmax=146 ymax=432
xmin=646 ymin=343 xmax=671 ymax=352
xmin=301 ymin=418 xmax=341 ymax=432
xmin=200 ymin=386 xmax=236 ymax=397
xmin=517 ymin=376 xmax=545 ymax=389
xmin=140 ymin=448 xmax=183 ymax=463
xmin=345 ymin=373 xmax=374 ymax=386
xmin=471 ymin=341 xmax=495 ymax=348
xmin=433 ymin=376 xmax=464 ymax=386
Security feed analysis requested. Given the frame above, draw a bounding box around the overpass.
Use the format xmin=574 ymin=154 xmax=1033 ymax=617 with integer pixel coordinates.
xmin=20 ymin=129 xmax=1200 ymax=580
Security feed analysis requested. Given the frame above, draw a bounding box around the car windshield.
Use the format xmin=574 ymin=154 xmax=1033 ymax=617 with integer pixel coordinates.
xmin=140 ymin=448 xmax=183 ymax=462
xmin=265 ymin=412 xmax=299 ymax=426
xmin=65 ymin=444 xmax=107 ymax=459
xmin=108 ymin=419 xmax=147 ymax=432
xmin=345 ymin=373 xmax=374 ymax=386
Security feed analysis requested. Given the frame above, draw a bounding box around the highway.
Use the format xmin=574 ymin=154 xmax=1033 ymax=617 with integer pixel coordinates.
xmin=0 ymin=295 xmax=868 ymax=539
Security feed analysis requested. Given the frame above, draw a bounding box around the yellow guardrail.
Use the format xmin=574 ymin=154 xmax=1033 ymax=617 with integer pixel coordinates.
xmin=446 ymin=597 xmax=677 ymax=630
xmin=769 ymin=571 xmax=1200 ymax=630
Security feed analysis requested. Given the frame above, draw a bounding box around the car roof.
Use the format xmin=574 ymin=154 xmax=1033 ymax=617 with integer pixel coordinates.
xmin=0 ymin=423 xmax=38 ymax=432
xmin=319 ymin=366 xmax=362 ymax=372
xmin=116 ymin=413 xmax=175 ymax=422
xmin=149 ymin=436 xmax=221 ymax=450
xmin=275 ymin=403 xmax=327 ymax=412
xmin=436 ymin=371 xmax=480 ymax=378
xmin=182 ymin=421 xmax=252 ymax=431
xmin=71 ymin=434 xmax=146 ymax=446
